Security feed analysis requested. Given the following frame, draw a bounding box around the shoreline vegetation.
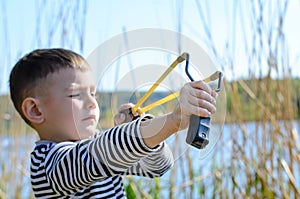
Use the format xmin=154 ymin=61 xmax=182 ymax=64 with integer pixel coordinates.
xmin=1 ymin=0 xmax=300 ymax=198
xmin=1 ymin=77 xmax=299 ymax=133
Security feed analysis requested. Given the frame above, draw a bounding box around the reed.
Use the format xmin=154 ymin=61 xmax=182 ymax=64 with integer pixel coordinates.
xmin=1 ymin=0 xmax=300 ymax=198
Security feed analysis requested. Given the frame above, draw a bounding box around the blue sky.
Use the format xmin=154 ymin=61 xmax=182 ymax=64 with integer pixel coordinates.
xmin=1 ymin=0 xmax=300 ymax=94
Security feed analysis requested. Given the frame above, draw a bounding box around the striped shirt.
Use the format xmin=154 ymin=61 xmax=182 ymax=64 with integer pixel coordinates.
xmin=30 ymin=115 xmax=173 ymax=198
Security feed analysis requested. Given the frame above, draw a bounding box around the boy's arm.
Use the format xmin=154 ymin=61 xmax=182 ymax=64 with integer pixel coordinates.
xmin=43 ymin=116 xmax=167 ymax=195
xmin=124 ymin=141 xmax=174 ymax=177
xmin=114 ymin=104 xmax=173 ymax=178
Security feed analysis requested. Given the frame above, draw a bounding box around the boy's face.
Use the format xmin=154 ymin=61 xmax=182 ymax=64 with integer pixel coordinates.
xmin=39 ymin=68 xmax=100 ymax=141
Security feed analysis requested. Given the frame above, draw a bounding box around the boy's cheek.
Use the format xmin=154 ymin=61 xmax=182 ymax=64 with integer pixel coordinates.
xmin=96 ymin=108 xmax=100 ymax=120
xmin=94 ymin=105 xmax=100 ymax=121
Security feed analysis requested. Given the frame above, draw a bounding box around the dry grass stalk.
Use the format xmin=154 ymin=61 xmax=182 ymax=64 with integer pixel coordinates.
xmin=1 ymin=0 xmax=300 ymax=198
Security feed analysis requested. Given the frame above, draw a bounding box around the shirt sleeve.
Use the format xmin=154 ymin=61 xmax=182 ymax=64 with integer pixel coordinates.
xmin=125 ymin=141 xmax=174 ymax=178
xmin=43 ymin=115 xmax=173 ymax=195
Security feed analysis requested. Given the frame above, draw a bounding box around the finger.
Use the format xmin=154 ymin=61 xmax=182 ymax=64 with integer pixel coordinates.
xmin=190 ymin=81 xmax=218 ymax=105
xmin=188 ymin=96 xmax=217 ymax=114
xmin=211 ymin=90 xmax=218 ymax=99
xmin=194 ymin=106 xmax=213 ymax=117
xmin=184 ymin=103 xmax=212 ymax=117
xmin=118 ymin=103 xmax=135 ymax=112
xmin=189 ymin=89 xmax=217 ymax=106
xmin=190 ymin=80 xmax=213 ymax=94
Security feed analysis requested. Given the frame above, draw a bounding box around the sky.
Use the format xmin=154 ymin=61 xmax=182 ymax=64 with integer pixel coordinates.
xmin=1 ymin=0 xmax=300 ymax=94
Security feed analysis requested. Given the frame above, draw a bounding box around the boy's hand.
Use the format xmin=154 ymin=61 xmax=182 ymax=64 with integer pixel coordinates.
xmin=172 ymin=80 xmax=218 ymax=130
xmin=114 ymin=103 xmax=140 ymax=126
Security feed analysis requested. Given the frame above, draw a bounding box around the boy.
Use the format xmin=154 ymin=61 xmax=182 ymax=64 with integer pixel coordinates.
xmin=9 ymin=48 xmax=217 ymax=198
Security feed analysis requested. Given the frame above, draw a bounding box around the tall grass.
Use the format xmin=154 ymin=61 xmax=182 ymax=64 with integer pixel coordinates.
xmin=0 ymin=95 xmax=36 ymax=199
xmin=1 ymin=0 xmax=300 ymax=198
xmin=119 ymin=0 xmax=300 ymax=198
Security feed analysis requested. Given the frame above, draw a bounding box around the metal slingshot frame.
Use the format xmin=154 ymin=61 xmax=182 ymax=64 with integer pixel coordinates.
xmin=126 ymin=52 xmax=223 ymax=149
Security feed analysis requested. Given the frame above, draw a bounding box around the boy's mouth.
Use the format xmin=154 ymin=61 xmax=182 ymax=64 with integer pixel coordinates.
xmin=82 ymin=115 xmax=96 ymax=121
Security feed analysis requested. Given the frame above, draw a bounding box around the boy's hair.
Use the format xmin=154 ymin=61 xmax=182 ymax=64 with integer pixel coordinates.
xmin=9 ymin=48 xmax=90 ymax=125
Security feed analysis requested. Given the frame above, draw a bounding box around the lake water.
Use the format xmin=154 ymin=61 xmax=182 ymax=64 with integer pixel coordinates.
xmin=1 ymin=120 xmax=299 ymax=198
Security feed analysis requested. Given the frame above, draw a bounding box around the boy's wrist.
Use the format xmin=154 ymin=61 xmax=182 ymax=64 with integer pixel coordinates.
xmin=169 ymin=111 xmax=189 ymax=131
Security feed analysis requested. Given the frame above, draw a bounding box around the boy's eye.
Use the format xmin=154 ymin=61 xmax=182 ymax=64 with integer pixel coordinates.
xmin=68 ymin=94 xmax=80 ymax=98
xmin=91 ymin=92 xmax=96 ymax=97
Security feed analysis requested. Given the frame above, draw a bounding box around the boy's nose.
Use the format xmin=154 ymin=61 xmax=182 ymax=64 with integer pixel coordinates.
xmin=85 ymin=95 xmax=97 ymax=110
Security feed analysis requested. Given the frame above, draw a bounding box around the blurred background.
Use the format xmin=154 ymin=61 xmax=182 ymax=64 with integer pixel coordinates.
xmin=0 ymin=0 xmax=299 ymax=198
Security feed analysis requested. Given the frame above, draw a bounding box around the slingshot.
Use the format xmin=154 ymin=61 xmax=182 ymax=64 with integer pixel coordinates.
xmin=127 ymin=52 xmax=223 ymax=149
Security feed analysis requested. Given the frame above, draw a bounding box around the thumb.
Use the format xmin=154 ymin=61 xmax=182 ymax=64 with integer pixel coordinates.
xmin=114 ymin=113 xmax=126 ymax=126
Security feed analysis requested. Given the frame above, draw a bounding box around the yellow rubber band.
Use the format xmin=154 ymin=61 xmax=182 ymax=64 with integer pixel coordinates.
xmin=137 ymin=91 xmax=180 ymax=114
xmin=132 ymin=53 xmax=188 ymax=114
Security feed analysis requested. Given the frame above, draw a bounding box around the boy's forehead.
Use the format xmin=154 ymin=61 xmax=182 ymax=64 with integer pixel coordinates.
xmin=47 ymin=68 xmax=95 ymax=88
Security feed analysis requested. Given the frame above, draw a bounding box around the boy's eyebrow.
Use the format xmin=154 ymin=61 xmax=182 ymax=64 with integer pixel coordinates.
xmin=64 ymin=83 xmax=96 ymax=91
xmin=64 ymin=84 xmax=81 ymax=91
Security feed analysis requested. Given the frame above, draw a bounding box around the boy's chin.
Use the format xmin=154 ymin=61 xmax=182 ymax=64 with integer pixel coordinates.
xmin=81 ymin=127 xmax=97 ymax=139
xmin=71 ymin=125 xmax=97 ymax=140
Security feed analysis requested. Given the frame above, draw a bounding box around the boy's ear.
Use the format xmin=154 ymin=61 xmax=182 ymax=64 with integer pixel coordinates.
xmin=22 ymin=97 xmax=45 ymax=124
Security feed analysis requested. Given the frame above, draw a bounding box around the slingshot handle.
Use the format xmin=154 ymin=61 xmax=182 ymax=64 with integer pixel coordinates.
xmin=186 ymin=115 xmax=210 ymax=149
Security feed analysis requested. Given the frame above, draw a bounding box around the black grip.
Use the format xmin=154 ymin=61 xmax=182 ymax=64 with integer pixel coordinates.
xmin=186 ymin=115 xmax=210 ymax=149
